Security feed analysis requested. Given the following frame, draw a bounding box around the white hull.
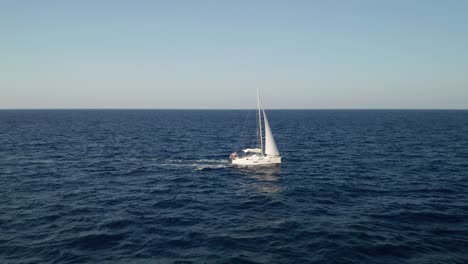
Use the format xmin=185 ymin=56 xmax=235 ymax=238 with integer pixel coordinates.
xmin=231 ymin=155 xmax=281 ymax=166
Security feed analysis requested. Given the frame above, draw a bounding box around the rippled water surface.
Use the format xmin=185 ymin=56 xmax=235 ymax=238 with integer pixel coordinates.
xmin=1 ymin=110 xmax=467 ymax=264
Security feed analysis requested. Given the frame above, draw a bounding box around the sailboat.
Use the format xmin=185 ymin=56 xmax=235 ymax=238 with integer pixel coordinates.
xmin=230 ymin=90 xmax=281 ymax=166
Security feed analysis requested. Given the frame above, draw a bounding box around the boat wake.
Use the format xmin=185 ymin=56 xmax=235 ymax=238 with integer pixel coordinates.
xmin=156 ymin=159 xmax=230 ymax=171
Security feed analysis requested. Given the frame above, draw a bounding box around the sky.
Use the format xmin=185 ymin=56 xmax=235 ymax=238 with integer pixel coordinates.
xmin=1 ymin=0 xmax=467 ymax=109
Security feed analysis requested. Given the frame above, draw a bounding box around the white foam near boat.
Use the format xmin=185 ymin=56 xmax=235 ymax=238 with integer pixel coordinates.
xmin=230 ymin=90 xmax=281 ymax=166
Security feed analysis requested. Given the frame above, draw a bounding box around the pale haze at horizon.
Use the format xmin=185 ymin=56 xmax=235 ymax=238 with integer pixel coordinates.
xmin=1 ymin=1 xmax=467 ymax=109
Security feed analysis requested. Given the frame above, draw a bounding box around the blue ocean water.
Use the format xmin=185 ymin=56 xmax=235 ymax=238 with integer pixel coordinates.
xmin=0 ymin=110 xmax=467 ymax=264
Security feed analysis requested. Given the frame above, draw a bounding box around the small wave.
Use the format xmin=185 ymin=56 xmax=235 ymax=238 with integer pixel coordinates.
xmin=30 ymin=159 xmax=56 ymax=164
xmin=370 ymin=211 xmax=466 ymax=224
xmin=152 ymin=198 xmax=196 ymax=209
xmin=102 ymin=219 xmax=135 ymax=230
xmin=67 ymin=232 xmax=126 ymax=250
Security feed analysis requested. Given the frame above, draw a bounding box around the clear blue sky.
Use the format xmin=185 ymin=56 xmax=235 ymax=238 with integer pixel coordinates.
xmin=1 ymin=0 xmax=467 ymax=109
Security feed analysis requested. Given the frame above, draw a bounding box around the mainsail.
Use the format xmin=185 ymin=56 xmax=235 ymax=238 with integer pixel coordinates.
xmin=263 ymin=110 xmax=279 ymax=156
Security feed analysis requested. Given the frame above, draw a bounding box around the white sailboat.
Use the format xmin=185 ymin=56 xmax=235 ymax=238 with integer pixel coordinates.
xmin=230 ymin=90 xmax=281 ymax=166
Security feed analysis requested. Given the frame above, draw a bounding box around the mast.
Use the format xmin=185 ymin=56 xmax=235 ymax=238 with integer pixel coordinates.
xmin=257 ymin=88 xmax=263 ymax=154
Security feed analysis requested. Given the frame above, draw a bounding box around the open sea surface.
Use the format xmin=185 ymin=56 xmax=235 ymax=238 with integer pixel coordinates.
xmin=0 ymin=110 xmax=467 ymax=264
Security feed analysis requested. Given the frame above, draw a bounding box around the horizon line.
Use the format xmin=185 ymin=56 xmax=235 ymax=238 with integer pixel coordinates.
xmin=1 ymin=108 xmax=468 ymax=111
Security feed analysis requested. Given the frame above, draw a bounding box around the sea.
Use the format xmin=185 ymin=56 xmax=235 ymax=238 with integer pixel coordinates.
xmin=0 ymin=110 xmax=467 ymax=264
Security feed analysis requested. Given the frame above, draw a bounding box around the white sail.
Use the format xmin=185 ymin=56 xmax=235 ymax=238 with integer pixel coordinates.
xmin=263 ymin=110 xmax=279 ymax=156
